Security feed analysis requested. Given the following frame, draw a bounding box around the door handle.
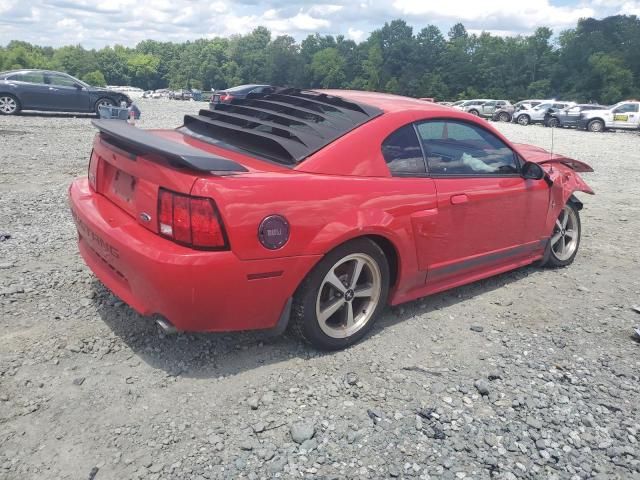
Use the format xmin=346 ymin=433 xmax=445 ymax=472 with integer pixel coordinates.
xmin=450 ymin=194 xmax=469 ymax=205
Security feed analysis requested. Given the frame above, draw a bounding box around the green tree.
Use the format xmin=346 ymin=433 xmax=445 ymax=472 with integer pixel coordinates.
xmin=82 ymin=70 xmax=106 ymax=86
xmin=310 ymin=48 xmax=346 ymax=88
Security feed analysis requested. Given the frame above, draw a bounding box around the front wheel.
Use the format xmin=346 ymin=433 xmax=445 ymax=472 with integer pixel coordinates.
xmin=0 ymin=94 xmax=21 ymax=115
xmin=517 ymin=115 xmax=530 ymax=126
xmin=587 ymin=119 xmax=604 ymax=132
xmin=94 ymin=97 xmax=115 ymax=115
xmin=468 ymin=109 xmax=480 ymax=116
xmin=540 ymin=203 xmax=581 ymax=268
xmin=291 ymin=238 xmax=389 ymax=350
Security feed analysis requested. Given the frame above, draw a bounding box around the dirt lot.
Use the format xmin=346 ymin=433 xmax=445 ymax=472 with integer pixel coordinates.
xmin=1 ymin=100 xmax=639 ymax=480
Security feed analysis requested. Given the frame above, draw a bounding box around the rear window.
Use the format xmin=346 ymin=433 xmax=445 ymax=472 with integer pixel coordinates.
xmin=8 ymin=72 xmax=45 ymax=84
xmin=180 ymin=88 xmax=383 ymax=166
xmin=381 ymin=125 xmax=426 ymax=176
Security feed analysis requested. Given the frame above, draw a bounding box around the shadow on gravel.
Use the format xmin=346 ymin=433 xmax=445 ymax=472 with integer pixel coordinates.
xmin=17 ymin=112 xmax=96 ymax=119
xmin=93 ymin=265 xmax=538 ymax=379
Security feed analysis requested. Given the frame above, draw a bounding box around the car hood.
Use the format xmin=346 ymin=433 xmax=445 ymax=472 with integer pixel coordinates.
xmin=513 ymin=143 xmax=594 ymax=173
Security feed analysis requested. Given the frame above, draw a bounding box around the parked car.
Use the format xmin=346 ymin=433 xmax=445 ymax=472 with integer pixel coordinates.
xmin=514 ymin=99 xmax=546 ymax=111
xmin=545 ymin=104 xmax=607 ymax=128
xmin=0 ymin=69 xmax=131 ymax=115
xmin=577 ymin=100 xmax=640 ymax=132
xmin=464 ymin=100 xmax=513 ymax=122
xmin=170 ymin=89 xmax=193 ymax=101
xmin=449 ymin=100 xmax=465 ymax=108
xmin=209 ymin=84 xmax=276 ymax=108
xmin=69 ymin=88 xmax=593 ymax=350
xmin=454 ymin=99 xmax=492 ymax=110
xmin=513 ymin=101 xmax=575 ymax=126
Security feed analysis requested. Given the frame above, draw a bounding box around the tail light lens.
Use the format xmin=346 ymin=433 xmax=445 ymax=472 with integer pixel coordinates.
xmin=88 ymin=149 xmax=98 ymax=191
xmin=221 ymin=94 xmax=235 ymax=102
xmin=158 ymin=188 xmax=228 ymax=250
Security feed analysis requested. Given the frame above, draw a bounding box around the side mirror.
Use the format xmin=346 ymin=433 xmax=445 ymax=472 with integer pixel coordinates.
xmin=522 ymin=161 xmax=545 ymax=180
xmin=73 ymin=83 xmax=83 ymax=90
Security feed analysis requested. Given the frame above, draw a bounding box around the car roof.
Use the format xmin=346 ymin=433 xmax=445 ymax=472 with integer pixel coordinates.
xmin=223 ymin=84 xmax=270 ymax=92
xmin=319 ymin=89 xmax=453 ymax=114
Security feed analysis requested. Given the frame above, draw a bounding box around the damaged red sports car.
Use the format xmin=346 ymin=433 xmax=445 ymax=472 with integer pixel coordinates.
xmin=68 ymin=88 xmax=593 ymax=350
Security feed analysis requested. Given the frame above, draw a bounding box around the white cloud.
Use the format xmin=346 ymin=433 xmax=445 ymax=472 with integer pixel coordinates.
xmin=0 ymin=0 xmax=636 ymax=48
xmin=393 ymin=0 xmax=594 ymax=31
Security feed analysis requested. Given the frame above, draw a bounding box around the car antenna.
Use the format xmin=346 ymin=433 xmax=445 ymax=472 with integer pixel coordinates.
xmin=549 ymin=118 xmax=555 ymax=173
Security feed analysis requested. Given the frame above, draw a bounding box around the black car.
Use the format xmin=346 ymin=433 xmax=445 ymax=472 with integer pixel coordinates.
xmin=545 ymin=104 xmax=607 ymax=128
xmin=209 ymin=84 xmax=275 ymax=109
xmin=0 ymin=69 xmax=131 ymax=116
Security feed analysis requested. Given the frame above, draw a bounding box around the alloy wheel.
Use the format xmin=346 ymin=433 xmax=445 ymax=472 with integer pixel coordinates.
xmin=517 ymin=115 xmax=530 ymax=126
xmin=315 ymin=253 xmax=382 ymax=339
xmin=0 ymin=96 xmax=18 ymax=114
xmin=550 ymin=206 xmax=579 ymax=261
xmin=548 ymin=118 xmax=559 ymax=128
xmin=498 ymin=112 xmax=509 ymax=122
xmin=589 ymin=120 xmax=603 ymax=132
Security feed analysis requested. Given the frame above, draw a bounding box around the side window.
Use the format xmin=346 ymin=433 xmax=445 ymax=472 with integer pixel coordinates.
xmin=614 ymin=103 xmax=639 ymax=113
xmin=381 ymin=124 xmax=426 ymax=176
xmin=47 ymin=74 xmax=78 ymax=87
xmin=416 ymin=120 xmax=518 ymax=176
xmin=8 ymin=72 xmax=45 ymax=84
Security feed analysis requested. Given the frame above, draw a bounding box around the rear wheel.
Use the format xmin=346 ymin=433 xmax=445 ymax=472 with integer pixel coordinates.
xmin=0 ymin=94 xmax=20 ymax=115
xmin=540 ymin=203 xmax=581 ymax=268
xmin=517 ymin=114 xmax=530 ymax=126
xmin=291 ymin=238 xmax=389 ymax=350
xmin=498 ymin=112 xmax=510 ymax=122
xmin=94 ymin=97 xmax=115 ymax=115
xmin=587 ymin=119 xmax=604 ymax=132
xmin=468 ymin=109 xmax=480 ymax=116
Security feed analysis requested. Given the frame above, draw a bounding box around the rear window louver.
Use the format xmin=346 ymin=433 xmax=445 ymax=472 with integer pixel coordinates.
xmin=178 ymin=88 xmax=383 ymax=165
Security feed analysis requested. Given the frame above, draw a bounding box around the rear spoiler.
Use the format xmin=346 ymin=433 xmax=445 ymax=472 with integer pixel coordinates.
xmin=91 ymin=119 xmax=248 ymax=173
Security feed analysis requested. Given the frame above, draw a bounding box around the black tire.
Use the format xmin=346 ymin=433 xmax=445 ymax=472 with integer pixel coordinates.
xmin=290 ymin=238 xmax=390 ymax=350
xmin=94 ymin=97 xmax=115 ymax=115
xmin=547 ymin=117 xmax=560 ymax=128
xmin=468 ymin=109 xmax=480 ymax=116
xmin=0 ymin=94 xmax=21 ymax=115
xmin=587 ymin=119 xmax=605 ymax=133
xmin=498 ymin=112 xmax=510 ymax=122
xmin=539 ymin=202 xmax=581 ymax=268
xmin=517 ymin=114 xmax=530 ymax=126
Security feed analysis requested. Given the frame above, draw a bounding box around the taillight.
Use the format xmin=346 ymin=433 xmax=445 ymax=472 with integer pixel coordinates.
xmin=221 ymin=94 xmax=235 ymax=102
xmin=157 ymin=188 xmax=228 ymax=250
xmin=88 ymin=149 xmax=98 ymax=191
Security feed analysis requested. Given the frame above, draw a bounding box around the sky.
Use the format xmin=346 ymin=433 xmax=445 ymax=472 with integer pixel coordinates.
xmin=1 ymin=0 xmax=639 ymax=48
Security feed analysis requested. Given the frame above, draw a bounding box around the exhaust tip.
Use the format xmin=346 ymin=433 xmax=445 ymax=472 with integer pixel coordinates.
xmin=155 ymin=316 xmax=178 ymax=335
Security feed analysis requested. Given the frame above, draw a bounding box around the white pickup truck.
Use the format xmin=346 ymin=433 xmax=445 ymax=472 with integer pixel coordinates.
xmin=578 ymin=101 xmax=640 ymax=132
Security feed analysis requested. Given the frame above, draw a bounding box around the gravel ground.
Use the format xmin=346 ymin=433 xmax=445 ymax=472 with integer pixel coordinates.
xmin=1 ymin=99 xmax=639 ymax=480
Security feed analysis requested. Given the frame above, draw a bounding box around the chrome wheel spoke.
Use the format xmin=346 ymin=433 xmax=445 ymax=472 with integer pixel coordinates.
xmin=325 ymin=270 xmax=347 ymax=294
xmin=354 ymin=284 xmax=374 ymax=298
xmin=564 ymin=229 xmax=576 ymax=240
xmin=561 ymin=211 xmax=569 ymax=229
xmin=350 ymin=259 xmax=364 ymax=289
xmin=318 ymin=298 xmax=345 ymax=323
xmin=558 ymin=236 xmax=566 ymax=253
xmin=556 ymin=219 xmax=562 ymax=231
xmin=551 ymin=231 xmax=562 ymax=246
xmin=345 ymin=303 xmax=355 ymax=328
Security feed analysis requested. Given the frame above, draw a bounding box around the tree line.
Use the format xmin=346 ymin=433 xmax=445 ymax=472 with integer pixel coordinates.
xmin=1 ymin=15 xmax=639 ymax=104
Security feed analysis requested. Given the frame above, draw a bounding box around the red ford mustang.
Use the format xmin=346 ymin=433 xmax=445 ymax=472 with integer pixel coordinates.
xmin=69 ymin=89 xmax=593 ymax=350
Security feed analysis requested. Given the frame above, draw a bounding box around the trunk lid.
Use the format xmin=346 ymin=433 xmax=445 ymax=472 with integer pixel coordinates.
xmin=91 ymin=121 xmax=288 ymax=235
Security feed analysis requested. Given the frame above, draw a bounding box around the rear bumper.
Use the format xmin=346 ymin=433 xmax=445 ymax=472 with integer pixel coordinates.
xmin=68 ymin=179 xmax=320 ymax=332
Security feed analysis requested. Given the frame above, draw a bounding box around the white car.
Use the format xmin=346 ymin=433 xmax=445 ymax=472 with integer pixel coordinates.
xmin=578 ymin=101 xmax=640 ymax=132
xmin=454 ymin=99 xmax=492 ymax=111
xmin=513 ymin=101 xmax=575 ymax=126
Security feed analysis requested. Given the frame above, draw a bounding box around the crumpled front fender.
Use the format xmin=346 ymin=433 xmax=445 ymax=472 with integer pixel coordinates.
xmin=543 ymin=163 xmax=594 ymax=234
